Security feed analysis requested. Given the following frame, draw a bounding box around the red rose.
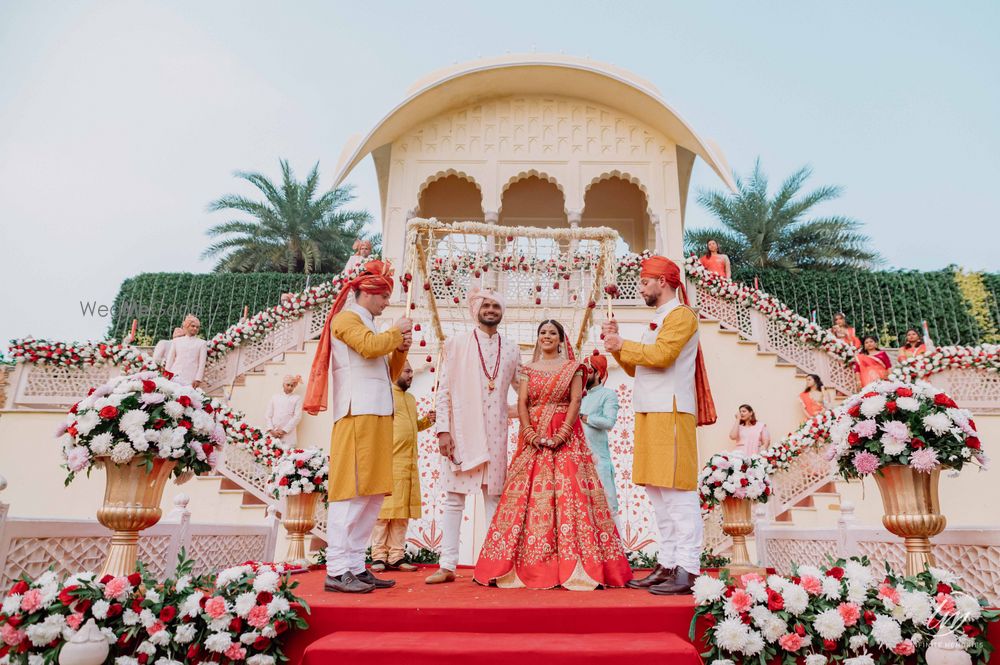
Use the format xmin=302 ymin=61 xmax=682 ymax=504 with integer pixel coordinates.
xmin=98 ymin=405 xmax=119 ymax=420
xmin=178 ymin=420 xmax=192 ymax=429
xmin=928 ymin=618 xmax=940 ymax=629
xmin=911 ymin=438 xmax=925 ymax=449
xmin=141 ymin=380 xmax=156 ymax=393
xmin=313 ymin=476 xmax=323 ymax=485
xmin=178 ymin=395 xmax=193 ymax=407
xmin=896 ymin=387 xmax=913 ymax=397
xmin=967 ymin=437 xmax=981 ymax=450
xmin=202 ymin=444 xmax=214 ymax=456
xmin=825 ymin=567 xmax=844 ymax=580
xmin=6 ymin=615 xmax=22 ymax=627
xmin=230 ymin=617 xmax=243 ymax=633
xmin=295 ymin=460 xmax=305 ymax=468
xmin=74 ymin=599 xmax=92 ymax=614
xmin=127 ymin=572 xmax=142 ymax=586
xmin=794 ymin=624 xmax=806 ymax=637
xmin=767 ymin=588 xmax=785 ymax=611
xmin=131 ymin=597 xmax=143 ymax=613
xmin=256 ymin=591 xmax=273 ymax=605
xmin=59 ymin=585 xmax=79 ymax=605
xmin=159 ymin=606 xmax=177 ymax=622
xmin=847 ymin=404 xmax=861 ymax=418
xmin=204 ymin=403 xmax=214 ymax=414
xmin=885 ymin=401 xmax=897 ymax=413
xmin=253 ymin=636 xmax=271 ymax=651
xmin=847 ymin=432 xmax=860 ymax=446
xmin=934 ymin=393 xmax=958 ymax=408
xmin=740 ymin=612 xmax=751 ymax=625
xmin=823 ymin=639 xmax=838 ymax=651
xmin=964 ymin=625 xmax=982 ymax=638
xmin=863 ymin=610 xmax=876 ymax=625
xmin=137 ymin=654 xmax=149 ymax=665
xmin=67 ymin=424 xmax=78 ymax=437
xmin=278 ymin=477 xmax=289 ymax=486
xmin=117 ymin=633 xmax=132 ymax=648
xmin=187 ymin=644 xmax=201 ymax=661
xmin=70 ymin=402 xmax=78 ymax=414
xmin=936 ymin=582 xmax=952 ymax=595
xmin=152 ymin=418 xmax=166 ymax=430
xmin=107 ymin=603 xmax=123 ymax=618
xmin=274 ymin=619 xmax=289 ymax=634
xmin=8 ymin=580 xmax=29 ymax=596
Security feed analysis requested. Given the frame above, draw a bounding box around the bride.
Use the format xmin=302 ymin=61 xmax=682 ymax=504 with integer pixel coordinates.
xmin=473 ymin=320 xmax=633 ymax=590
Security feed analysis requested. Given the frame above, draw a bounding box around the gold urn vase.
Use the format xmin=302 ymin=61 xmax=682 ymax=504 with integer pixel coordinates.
xmin=720 ymin=497 xmax=765 ymax=578
xmin=282 ymin=492 xmax=320 ymax=566
xmin=96 ymin=457 xmax=176 ymax=577
xmin=874 ymin=464 xmax=946 ymax=577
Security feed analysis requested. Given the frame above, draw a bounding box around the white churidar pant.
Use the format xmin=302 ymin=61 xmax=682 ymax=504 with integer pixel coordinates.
xmin=645 ymin=486 xmax=703 ymax=575
xmin=325 ymin=494 xmax=385 ymax=577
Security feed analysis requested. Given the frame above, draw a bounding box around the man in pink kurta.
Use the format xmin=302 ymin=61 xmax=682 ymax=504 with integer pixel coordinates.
xmin=428 ymin=288 xmax=521 ymax=584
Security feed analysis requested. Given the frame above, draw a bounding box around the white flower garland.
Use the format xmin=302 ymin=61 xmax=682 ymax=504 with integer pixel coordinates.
xmin=889 ymin=344 xmax=1000 ymax=383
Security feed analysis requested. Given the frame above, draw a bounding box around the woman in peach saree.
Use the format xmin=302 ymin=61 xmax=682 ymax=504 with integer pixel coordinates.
xmin=474 ymin=320 xmax=632 ymax=591
xmin=856 ymin=335 xmax=892 ymax=386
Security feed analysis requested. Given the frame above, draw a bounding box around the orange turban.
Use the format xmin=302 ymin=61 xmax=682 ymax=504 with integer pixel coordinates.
xmin=587 ymin=352 xmax=609 ymax=384
xmin=640 ymin=255 xmax=717 ymax=426
xmin=304 ymin=260 xmax=395 ymax=415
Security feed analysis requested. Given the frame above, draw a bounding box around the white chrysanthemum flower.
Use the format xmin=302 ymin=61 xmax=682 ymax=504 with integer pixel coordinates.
xmin=139 ymin=608 xmax=156 ymax=629
xmin=821 ymin=576 xmax=843 ymax=600
xmin=860 ymin=395 xmax=887 ymax=418
xmin=871 ymin=615 xmax=902 ymax=648
xmin=846 ymin=582 xmax=868 ymax=604
xmin=137 ymin=641 xmax=156 ymax=656
xmin=714 ymin=617 xmax=750 ymax=652
xmin=119 ymin=409 xmax=149 ymax=433
xmin=741 ymin=630 xmax=765 ymax=656
xmin=955 ymin=593 xmax=982 ymax=621
xmin=91 ymin=600 xmax=110 ymax=620
xmin=844 ymin=560 xmax=874 ymax=587
xmin=899 ymin=590 xmax=933 ymax=624
xmin=240 ymin=631 xmax=260 ymax=645
xmin=26 ymin=613 xmax=67 ymax=647
xmin=29 ymin=654 xmax=44 ymax=665
xmin=848 ymin=635 xmax=868 ymax=651
xmin=749 ymin=605 xmax=773 ymax=627
xmin=2 ymin=594 xmax=22 ymax=615
xmin=894 ymin=396 xmax=919 ymax=412
xmin=763 ymin=616 xmax=787 ymax=642
xmin=805 ymin=655 xmax=827 ymax=665
xmin=710 ymin=660 xmax=735 ymax=665
xmin=692 ymin=574 xmax=727 ymax=604
xmin=252 ymin=570 xmax=280 ymax=594
xmin=122 ymin=609 xmax=140 ymax=626
xmin=267 ymin=596 xmax=290 ymax=616
xmin=175 ymin=575 xmax=191 ymax=593
xmin=155 ymin=660 xmax=182 ymax=665
xmin=110 ymin=441 xmax=135 ymax=464
xmin=247 ymin=656 xmax=276 ymax=665
xmin=149 ymin=630 xmax=171 ymax=647
xmin=260 ymin=625 xmax=277 ymax=639
xmin=911 ymin=633 xmax=923 ymax=646
xmin=174 ymin=624 xmax=197 ymax=644
xmin=844 ymin=656 xmax=875 ymax=665
xmin=163 ymin=401 xmax=185 ymax=419
xmin=922 ymin=413 xmax=953 ymax=436
xmin=209 ymin=616 xmax=232 ymax=632
xmin=928 ymin=567 xmax=960 ymax=585
xmin=796 ymin=565 xmax=823 ymax=579
xmin=881 ymin=436 xmax=907 ymax=456
xmin=76 ymin=411 xmax=100 ymax=436
xmin=204 ymin=632 xmax=232 ymax=653
xmin=766 ymin=575 xmax=786 ymax=591
xmin=90 ymin=432 xmax=114 ymax=456
xmin=145 ymin=589 xmax=161 ymax=604
xmin=745 ymin=580 xmax=767 ymax=603
xmin=783 ymin=583 xmax=809 ymax=615
xmin=180 ymin=591 xmax=203 ymax=618
xmin=814 ymin=609 xmax=847 ymax=639
xmin=215 ymin=565 xmax=252 ymax=588
xmin=115 ymin=658 xmax=139 ymax=665
xmin=234 ymin=592 xmax=257 ymax=618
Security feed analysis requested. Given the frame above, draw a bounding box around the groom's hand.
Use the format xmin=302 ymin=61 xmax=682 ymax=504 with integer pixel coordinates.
xmin=601 ymin=319 xmax=619 ymax=336
xmin=394 ymin=317 xmax=413 ymax=334
xmin=603 ymin=333 xmax=623 ymax=353
xmin=438 ymin=432 xmax=456 ymax=462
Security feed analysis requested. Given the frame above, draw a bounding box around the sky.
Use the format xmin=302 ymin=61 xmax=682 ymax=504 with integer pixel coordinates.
xmin=1 ymin=0 xmax=998 ymax=347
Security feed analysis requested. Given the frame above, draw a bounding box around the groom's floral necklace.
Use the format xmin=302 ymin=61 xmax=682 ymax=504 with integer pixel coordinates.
xmin=474 ymin=329 xmax=502 ymax=392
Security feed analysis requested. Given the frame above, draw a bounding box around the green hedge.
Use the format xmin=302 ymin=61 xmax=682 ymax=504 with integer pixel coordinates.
xmin=732 ymin=267 xmax=1000 ymax=346
xmin=108 ymin=272 xmax=340 ymax=343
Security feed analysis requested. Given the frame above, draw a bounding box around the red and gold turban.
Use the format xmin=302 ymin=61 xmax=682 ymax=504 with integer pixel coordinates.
xmin=304 ymin=260 xmax=395 ymax=414
xmin=639 ymin=255 xmax=717 ymax=426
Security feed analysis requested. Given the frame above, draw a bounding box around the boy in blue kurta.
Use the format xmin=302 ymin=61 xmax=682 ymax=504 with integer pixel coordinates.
xmin=580 ymin=352 xmax=621 ymax=529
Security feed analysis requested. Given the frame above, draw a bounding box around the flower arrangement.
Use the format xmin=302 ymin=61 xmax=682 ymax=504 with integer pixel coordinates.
xmin=889 ymin=344 xmax=1000 ymax=383
xmin=824 ymin=381 xmax=988 ymax=481
xmin=698 ymin=453 xmax=774 ymax=513
xmin=215 ymin=404 xmax=284 ymax=469
xmin=684 ymin=256 xmax=857 ymax=365
xmin=690 ymin=557 xmax=998 ymax=665
xmin=57 ymin=372 xmax=225 ymax=484
xmin=268 ymin=448 xmax=328 ymax=500
xmin=8 ymin=337 xmax=160 ymax=373
xmin=0 ymin=553 xmax=308 ymax=665
xmin=762 ymin=409 xmax=839 ymax=472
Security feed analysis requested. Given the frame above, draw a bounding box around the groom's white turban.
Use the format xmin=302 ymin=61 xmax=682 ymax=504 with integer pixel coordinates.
xmin=467 ymin=287 xmax=506 ymax=319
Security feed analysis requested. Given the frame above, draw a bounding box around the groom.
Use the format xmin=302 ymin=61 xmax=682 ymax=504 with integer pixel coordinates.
xmin=603 ymin=255 xmax=716 ymax=595
xmin=428 ymin=288 xmax=521 ymax=584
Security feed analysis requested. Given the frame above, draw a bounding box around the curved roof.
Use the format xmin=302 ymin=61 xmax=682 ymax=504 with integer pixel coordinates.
xmin=332 ymin=54 xmax=736 ymax=192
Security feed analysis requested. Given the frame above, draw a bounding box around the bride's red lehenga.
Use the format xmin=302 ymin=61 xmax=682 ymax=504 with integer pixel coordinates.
xmin=473 ymin=361 xmax=633 ymax=590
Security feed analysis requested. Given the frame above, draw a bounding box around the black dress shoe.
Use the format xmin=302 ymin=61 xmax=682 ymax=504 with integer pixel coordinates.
xmin=356 ymin=569 xmax=396 ymax=588
xmin=324 ymin=571 xmax=375 ymax=593
xmin=649 ymin=568 xmax=697 ymax=595
xmin=626 ymin=564 xmax=676 ymax=589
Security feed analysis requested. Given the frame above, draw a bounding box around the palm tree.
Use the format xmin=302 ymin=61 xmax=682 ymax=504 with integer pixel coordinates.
xmin=685 ymin=160 xmax=881 ymax=270
xmin=203 ymin=160 xmax=375 ymax=273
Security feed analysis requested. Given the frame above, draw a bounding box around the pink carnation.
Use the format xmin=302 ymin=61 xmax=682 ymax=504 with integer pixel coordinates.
xmin=246 ymin=604 xmax=270 ymax=628
xmin=838 ymin=602 xmax=861 ymax=626
xmin=1 ymin=622 xmax=26 ymax=646
xmin=893 ymin=640 xmax=915 ymax=656
xmin=878 ymin=583 xmax=900 ymax=604
xmin=224 ymin=644 xmax=247 ymax=661
xmin=935 ymin=592 xmax=956 ymax=615
xmin=778 ymin=633 xmax=804 ymax=652
xmin=740 ymin=573 xmax=765 ymax=586
xmin=66 ymin=613 xmax=84 ymax=630
xmin=800 ymin=575 xmax=823 ymax=595
xmin=19 ymin=589 xmax=43 ymax=613
xmin=103 ymin=576 xmax=131 ymax=600
xmin=910 ymin=448 xmax=940 ymax=473
xmin=148 ymin=621 xmax=164 ymax=635
xmin=852 ymin=451 xmax=880 ymax=475
xmin=729 ymin=589 xmax=753 ymax=614
xmin=204 ymin=595 xmax=228 ymax=619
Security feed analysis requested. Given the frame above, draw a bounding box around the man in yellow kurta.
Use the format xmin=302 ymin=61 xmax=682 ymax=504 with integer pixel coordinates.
xmin=370 ymin=361 xmax=435 ymax=572
xmin=603 ymin=255 xmax=716 ymax=596
xmin=304 ymin=260 xmax=412 ymax=593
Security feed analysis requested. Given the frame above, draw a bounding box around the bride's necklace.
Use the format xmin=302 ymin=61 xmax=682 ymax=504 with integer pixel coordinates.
xmin=474 ymin=329 xmax=502 ymax=392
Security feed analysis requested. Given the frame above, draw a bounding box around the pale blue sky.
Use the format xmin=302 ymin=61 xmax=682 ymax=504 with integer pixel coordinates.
xmin=1 ymin=0 xmax=997 ymax=345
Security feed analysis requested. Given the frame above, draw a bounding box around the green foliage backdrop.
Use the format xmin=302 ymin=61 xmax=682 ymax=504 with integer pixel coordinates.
xmin=733 ymin=267 xmax=1000 ymax=346
xmin=108 ymin=272 xmax=339 ymax=342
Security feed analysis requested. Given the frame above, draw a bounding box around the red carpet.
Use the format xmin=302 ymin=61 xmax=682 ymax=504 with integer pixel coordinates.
xmin=285 ymin=567 xmax=701 ymax=664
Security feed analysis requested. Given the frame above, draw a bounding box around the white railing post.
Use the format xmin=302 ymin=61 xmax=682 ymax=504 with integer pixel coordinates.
xmin=837 ymin=500 xmax=857 ymax=559
xmin=749 ymin=310 xmax=769 ymax=350
xmin=264 ymin=505 xmax=281 ymax=563
xmin=163 ymin=494 xmax=191 ymax=576
xmin=754 ymin=504 xmax=770 ymax=568
xmin=0 ymin=475 xmax=9 ymax=580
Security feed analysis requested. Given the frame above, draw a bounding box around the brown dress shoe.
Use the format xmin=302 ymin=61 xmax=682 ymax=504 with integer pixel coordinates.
xmin=324 ymin=571 xmax=375 ymax=593
xmin=425 ymin=568 xmax=456 ymax=584
xmin=386 ymin=559 xmax=418 ymax=572
xmin=649 ymin=568 xmax=697 ymax=595
xmin=625 ymin=564 xmax=676 ymax=589
xmin=356 ymin=569 xmax=396 ymax=588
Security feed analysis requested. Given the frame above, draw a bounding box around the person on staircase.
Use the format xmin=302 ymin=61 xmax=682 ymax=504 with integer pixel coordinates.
xmin=897 ymin=326 xmax=933 ymax=363
xmin=830 ymin=312 xmax=861 ymax=349
xmin=265 ymin=375 xmax=304 ymax=450
xmin=602 ymin=255 xmax=717 ymax=595
xmin=580 ymin=351 xmax=622 ymax=531
xmin=856 ymin=335 xmax=892 ymax=387
xmin=698 ymin=239 xmax=731 ymax=279
xmin=344 ymin=238 xmax=373 ymax=275
xmin=799 ymin=374 xmax=829 ymax=420
xmin=164 ymin=314 xmax=208 ymax=388
xmin=152 ymin=327 xmax=185 ymax=365
xmin=728 ymin=404 xmax=770 ymax=455
xmin=370 ymin=360 xmax=435 ymax=574
xmin=428 ymin=287 xmax=521 ymax=585
xmin=304 ymin=260 xmax=412 ymax=594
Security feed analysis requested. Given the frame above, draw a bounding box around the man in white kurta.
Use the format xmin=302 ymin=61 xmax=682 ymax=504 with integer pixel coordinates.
xmin=152 ymin=327 xmax=184 ymax=365
xmin=265 ymin=374 xmax=304 ymax=449
xmin=428 ymin=289 xmax=521 ymax=584
xmin=165 ymin=315 xmax=208 ymax=388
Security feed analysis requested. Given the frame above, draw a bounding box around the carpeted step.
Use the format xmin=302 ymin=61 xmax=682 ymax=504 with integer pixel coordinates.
xmin=302 ymin=630 xmax=701 ymax=665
